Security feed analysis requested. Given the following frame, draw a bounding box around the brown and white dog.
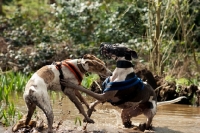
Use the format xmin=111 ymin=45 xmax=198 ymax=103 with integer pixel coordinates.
xmin=60 ymin=43 xmax=186 ymax=131
xmin=12 ymin=54 xmax=112 ymax=133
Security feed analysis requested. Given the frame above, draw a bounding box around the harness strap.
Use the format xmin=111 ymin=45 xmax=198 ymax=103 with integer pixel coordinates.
xmin=55 ymin=62 xmax=65 ymax=92
xmin=54 ymin=59 xmax=83 ymax=92
xmin=63 ymin=61 xmax=83 ymax=85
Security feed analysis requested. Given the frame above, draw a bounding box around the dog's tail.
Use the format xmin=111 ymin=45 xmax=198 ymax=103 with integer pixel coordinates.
xmin=157 ymin=96 xmax=187 ymax=107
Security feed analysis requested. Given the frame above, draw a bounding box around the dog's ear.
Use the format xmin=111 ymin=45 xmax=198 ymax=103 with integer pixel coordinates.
xmin=125 ymin=50 xmax=138 ymax=60
xmin=84 ymin=60 xmax=94 ymax=66
xmin=85 ymin=60 xmax=105 ymax=67
xmin=83 ymin=54 xmax=92 ymax=59
xmin=83 ymin=54 xmax=97 ymax=60
xmin=125 ymin=52 xmax=132 ymax=60
xmin=131 ymin=50 xmax=138 ymax=59
xmin=83 ymin=54 xmax=105 ymax=65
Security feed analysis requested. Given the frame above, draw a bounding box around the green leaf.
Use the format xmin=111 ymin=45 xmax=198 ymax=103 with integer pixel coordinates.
xmin=75 ymin=117 xmax=82 ymax=126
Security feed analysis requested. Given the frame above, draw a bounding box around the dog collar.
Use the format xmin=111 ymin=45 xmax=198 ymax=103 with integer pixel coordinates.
xmin=116 ymin=61 xmax=134 ymax=68
xmin=77 ymin=59 xmax=87 ymax=74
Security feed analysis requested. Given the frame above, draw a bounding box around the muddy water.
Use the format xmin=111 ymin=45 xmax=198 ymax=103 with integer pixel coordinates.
xmin=1 ymin=93 xmax=200 ymax=133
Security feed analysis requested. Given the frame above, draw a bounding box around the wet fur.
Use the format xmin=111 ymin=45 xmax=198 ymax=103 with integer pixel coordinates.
xmin=61 ymin=57 xmax=157 ymax=130
xmin=60 ymin=57 xmax=186 ymax=131
xmin=12 ymin=54 xmax=112 ymax=133
xmin=61 ymin=44 xmax=184 ymax=131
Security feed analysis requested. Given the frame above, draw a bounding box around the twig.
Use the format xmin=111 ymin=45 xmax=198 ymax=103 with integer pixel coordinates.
xmin=82 ymin=122 xmax=88 ymax=131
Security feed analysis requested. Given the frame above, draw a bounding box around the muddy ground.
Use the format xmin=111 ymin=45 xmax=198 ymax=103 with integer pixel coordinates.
xmin=2 ymin=101 xmax=200 ymax=133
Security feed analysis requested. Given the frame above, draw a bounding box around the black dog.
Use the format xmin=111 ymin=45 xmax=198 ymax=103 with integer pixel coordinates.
xmin=61 ymin=43 xmax=186 ymax=131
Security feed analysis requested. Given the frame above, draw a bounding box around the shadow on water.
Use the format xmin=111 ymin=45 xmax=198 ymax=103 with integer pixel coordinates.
xmin=1 ymin=92 xmax=200 ymax=133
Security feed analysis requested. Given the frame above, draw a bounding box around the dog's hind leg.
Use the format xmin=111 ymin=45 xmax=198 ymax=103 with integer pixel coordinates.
xmin=25 ymin=88 xmax=54 ymax=133
xmin=138 ymin=109 xmax=155 ymax=131
xmin=36 ymin=94 xmax=54 ymax=133
xmin=141 ymin=103 xmax=157 ymax=131
xmin=24 ymin=97 xmax=36 ymax=126
xmin=121 ymin=106 xmax=143 ymax=128
xmin=12 ymin=96 xmax=37 ymax=132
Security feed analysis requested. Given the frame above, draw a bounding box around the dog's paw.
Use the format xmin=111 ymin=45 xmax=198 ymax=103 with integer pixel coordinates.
xmin=12 ymin=124 xmax=25 ymax=132
xmin=138 ymin=123 xmax=146 ymax=131
xmin=83 ymin=118 xmax=95 ymax=123
xmin=123 ymin=121 xmax=134 ymax=128
xmin=139 ymin=123 xmax=153 ymax=131
xmin=12 ymin=118 xmax=25 ymax=132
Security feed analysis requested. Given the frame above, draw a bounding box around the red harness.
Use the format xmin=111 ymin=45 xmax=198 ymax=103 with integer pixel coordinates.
xmin=55 ymin=59 xmax=83 ymax=85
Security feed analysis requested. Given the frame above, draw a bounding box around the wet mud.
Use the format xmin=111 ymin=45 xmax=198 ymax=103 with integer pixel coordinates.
xmin=1 ymin=93 xmax=200 ymax=133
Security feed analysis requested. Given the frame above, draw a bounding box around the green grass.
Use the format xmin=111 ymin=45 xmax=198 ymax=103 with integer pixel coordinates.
xmin=0 ymin=71 xmax=31 ymax=126
xmin=0 ymin=71 xmax=31 ymax=92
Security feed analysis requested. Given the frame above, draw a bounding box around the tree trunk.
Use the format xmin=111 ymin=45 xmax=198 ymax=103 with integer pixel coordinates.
xmin=176 ymin=0 xmax=188 ymax=54
xmin=192 ymin=44 xmax=200 ymax=73
xmin=152 ymin=0 xmax=162 ymax=75
xmin=148 ymin=0 xmax=154 ymax=72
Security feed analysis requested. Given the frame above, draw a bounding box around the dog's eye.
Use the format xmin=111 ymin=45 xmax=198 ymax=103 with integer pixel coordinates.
xmin=101 ymin=68 xmax=105 ymax=71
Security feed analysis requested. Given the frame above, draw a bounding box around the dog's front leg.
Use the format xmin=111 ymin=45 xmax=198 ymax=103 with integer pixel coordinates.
xmin=60 ymin=79 xmax=117 ymax=102
xmin=87 ymin=100 xmax=102 ymax=117
xmin=63 ymin=88 xmax=94 ymax=123
xmin=75 ymin=90 xmax=89 ymax=109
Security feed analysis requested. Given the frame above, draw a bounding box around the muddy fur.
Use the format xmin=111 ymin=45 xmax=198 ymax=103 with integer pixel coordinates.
xmin=12 ymin=54 xmax=112 ymax=133
xmin=60 ymin=56 xmax=158 ymax=131
xmin=60 ymin=44 xmax=186 ymax=132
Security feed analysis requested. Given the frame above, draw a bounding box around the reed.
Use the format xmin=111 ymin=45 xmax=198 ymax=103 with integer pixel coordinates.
xmin=81 ymin=74 xmax=99 ymax=89
xmin=75 ymin=117 xmax=82 ymax=126
xmin=0 ymin=71 xmax=31 ymax=126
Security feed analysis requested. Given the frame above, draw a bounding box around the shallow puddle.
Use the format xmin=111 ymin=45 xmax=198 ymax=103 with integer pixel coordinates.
xmin=1 ymin=92 xmax=200 ymax=133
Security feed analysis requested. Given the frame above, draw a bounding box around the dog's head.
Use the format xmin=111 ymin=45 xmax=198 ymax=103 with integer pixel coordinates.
xmin=100 ymin=43 xmax=138 ymax=60
xmin=82 ymin=54 xmax=112 ymax=78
